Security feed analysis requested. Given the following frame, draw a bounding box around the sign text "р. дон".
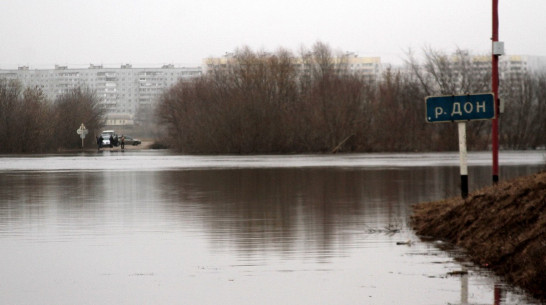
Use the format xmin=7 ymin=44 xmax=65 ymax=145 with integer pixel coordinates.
xmin=425 ymin=93 xmax=495 ymax=123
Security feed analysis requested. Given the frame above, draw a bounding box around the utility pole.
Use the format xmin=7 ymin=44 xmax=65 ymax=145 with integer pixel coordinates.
xmin=491 ymin=0 xmax=500 ymax=184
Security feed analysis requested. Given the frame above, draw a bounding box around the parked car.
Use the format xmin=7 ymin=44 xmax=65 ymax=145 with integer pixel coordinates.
xmin=123 ymin=135 xmax=141 ymax=146
xmin=100 ymin=134 xmax=111 ymax=147
xmin=101 ymin=130 xmax=119 ymax=148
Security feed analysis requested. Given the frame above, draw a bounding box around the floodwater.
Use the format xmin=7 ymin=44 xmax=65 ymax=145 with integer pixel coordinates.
xmin=0 ymin=151 xmax=544 ymax=305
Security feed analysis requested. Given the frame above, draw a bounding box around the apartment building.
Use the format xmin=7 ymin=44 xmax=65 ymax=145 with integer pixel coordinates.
xmin=0 ymin=64 xmax=202 ymax=124
xmin=203 ymin=52 xmax=383 ymax=81
xmin=400 ymin=52 xmax=546 ymax=92
xmin=341 ymin=53 xmax=382 ymax=79
xmin=462 ymin=54 xmax=546 ymax=82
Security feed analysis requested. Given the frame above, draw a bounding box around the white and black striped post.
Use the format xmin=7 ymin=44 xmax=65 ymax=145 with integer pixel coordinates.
xmin=458 ymin=122 xmax=469 ymax=198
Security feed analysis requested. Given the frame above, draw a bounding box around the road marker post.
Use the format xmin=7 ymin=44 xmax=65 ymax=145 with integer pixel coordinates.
xmin=425 ymin=93 xmax=496 ymax=198
xmin=458 ymin=122 xmax=468 ymax=198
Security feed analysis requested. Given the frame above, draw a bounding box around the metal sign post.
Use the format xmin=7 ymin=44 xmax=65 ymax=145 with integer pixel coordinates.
xmin=76 ymin=123 xmax=88 ymax=149
xmin=425 ymin=93 xmax=496 ymax=198
xmin=492 ymin=0 xmax=503 ymax=184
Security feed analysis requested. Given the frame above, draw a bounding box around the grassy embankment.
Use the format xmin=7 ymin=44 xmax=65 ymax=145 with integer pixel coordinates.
xmin=412 ymin=171 xmax=546 ymax=301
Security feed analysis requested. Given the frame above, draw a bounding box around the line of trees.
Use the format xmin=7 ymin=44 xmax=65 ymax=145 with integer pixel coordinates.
xmin=500 ymin=74 xmax=546 ymax=149
xmin=2 ymin=42 xmax=545 ymax=154
xmin=0 ymin=80 xmax=105 ymax=153
xmin=156 ymin=42 xmax=546 ymax=154
xmin=158 ymin=43 xmax=376 ymax=153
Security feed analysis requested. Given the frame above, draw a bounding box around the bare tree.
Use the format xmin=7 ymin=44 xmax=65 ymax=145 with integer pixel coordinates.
xmin=501 ymin=73 xmax=546 ymax=149
xmin=18 ymin=87 xmax=53 ymax=152
xmin=405 ymin=47 xmax=492 ymax=150
xmin=368 ymin=68 xmax=430 ymax=151
xmin=156 ymin=44 xmax=545 ymax=154
xmin=0 ymin=81 xmax=55 ymax=152
xmin=0 ymin=79 xmax=22 ymax=152
xmin=53 ymin=87 xmax=105 ymax=150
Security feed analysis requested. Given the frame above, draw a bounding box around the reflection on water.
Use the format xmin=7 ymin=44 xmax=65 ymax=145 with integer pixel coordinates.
xmin=157 ymin=168 xmax=444 ymax=257
xmin=0 ymin=152 xmax=543 ymax=305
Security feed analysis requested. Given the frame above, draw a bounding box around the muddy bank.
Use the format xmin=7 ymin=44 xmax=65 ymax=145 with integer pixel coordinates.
xmin=411 ymin=171 xmax=546 ymax=301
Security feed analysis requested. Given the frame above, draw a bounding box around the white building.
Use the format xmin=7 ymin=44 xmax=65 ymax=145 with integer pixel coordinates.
xmin=0 ymin=64 xmax=202 ymax=124
xmin=203 ymin=52 xmax=383 ymax=81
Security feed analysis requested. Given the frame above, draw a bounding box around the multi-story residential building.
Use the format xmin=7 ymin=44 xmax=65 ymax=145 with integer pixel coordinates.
xmin=499 ymin=55 xmax=546 ymax=82
xmin=461 ymin=54 xmax=546 ymax=82
xmin=401 ymin=52 xmax=546 ymax=91
xmin=0 ymin=64 xmax=202 ymax=125
xmin=203 ymin=52 xmax=383 ymax=81
xmin=343 ymin=53 xmax=382 ymax=79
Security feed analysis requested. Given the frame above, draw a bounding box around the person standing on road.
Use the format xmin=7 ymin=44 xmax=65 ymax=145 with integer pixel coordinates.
xmin=120 ymin=135 xmax=125 ymax=150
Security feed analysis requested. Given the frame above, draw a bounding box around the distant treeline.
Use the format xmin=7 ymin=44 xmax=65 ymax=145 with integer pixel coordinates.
xmin=157 ymin=42 xmax=546 ymax=153
xmin=2 ymin=43 xmax=545 ymax=154
xmin=0 ymin=81 xmax=104 ymax=153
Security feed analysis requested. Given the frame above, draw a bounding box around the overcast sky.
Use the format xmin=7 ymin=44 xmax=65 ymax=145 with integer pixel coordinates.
xmin=1 ymin=0 xmax=545 ymax=69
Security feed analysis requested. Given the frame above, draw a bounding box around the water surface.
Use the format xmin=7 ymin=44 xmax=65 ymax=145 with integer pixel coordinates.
xmin=0 ymin=151 xmax=543 ymax=305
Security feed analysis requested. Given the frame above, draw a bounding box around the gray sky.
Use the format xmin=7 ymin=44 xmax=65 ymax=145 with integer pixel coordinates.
xmin=1 ymin=0 xmax=545 ymax=69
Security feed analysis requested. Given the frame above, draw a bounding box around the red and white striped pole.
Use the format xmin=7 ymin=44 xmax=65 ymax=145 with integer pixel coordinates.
xmin=492 ymin=0 xmax=500 ymax=184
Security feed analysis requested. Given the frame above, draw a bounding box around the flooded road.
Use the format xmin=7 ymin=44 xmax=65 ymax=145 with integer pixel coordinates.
xmin=0 ymin=151 xmax=544 ymax=305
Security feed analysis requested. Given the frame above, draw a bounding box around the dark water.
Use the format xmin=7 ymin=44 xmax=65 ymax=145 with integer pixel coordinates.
xmin=0 ymin=151 xmax=543 ymax=305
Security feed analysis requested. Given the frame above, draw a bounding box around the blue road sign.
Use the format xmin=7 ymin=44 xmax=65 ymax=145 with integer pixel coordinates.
xmin=425 ymin=93 xmax=495 ymax=123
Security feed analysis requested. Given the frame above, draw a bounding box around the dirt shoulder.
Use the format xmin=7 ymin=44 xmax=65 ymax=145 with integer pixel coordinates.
xmin=411 ymin=171 xmax=546 ymax=301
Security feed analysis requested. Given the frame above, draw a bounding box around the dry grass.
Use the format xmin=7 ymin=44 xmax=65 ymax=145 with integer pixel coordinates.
xmin=411 ymin=171 xmax=546 ymax=301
